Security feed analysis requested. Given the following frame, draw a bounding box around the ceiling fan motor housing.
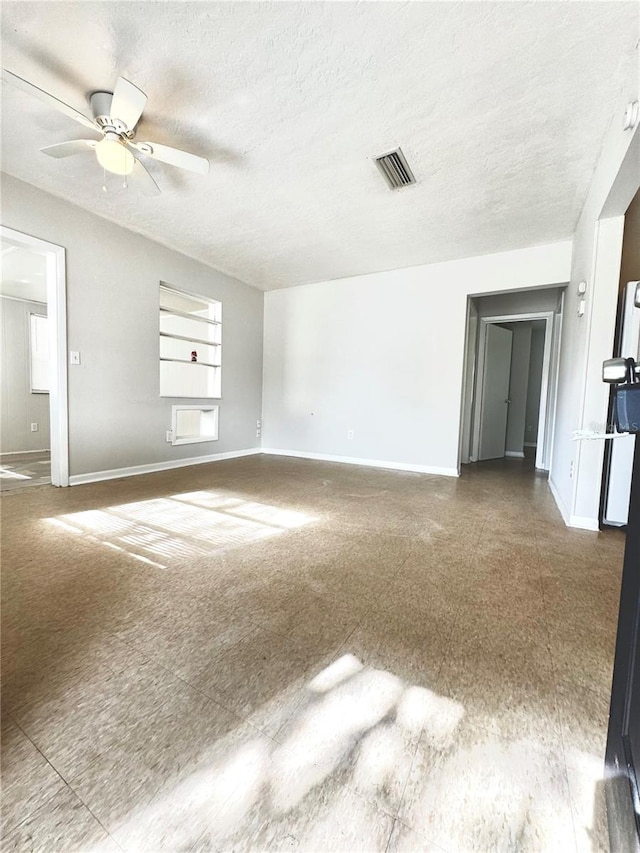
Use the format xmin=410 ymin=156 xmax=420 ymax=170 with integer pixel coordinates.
xmin=90 ymin=91 xmax=134 ymax=137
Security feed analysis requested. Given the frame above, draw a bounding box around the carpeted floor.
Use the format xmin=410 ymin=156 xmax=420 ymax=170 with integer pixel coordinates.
xmin=0 ymin=454 xmax=624 ymax=852
xmin=0 ymin=451 xmax=51 ymax=494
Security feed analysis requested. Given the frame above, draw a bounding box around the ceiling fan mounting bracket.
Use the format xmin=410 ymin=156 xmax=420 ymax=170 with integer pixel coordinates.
xmin=95 ymin=116 xmax=133 ymax=136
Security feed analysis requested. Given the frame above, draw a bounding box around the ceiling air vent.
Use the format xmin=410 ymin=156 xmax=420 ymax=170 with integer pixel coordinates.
xmin=373 ymin=147 xmax=416 ymax=190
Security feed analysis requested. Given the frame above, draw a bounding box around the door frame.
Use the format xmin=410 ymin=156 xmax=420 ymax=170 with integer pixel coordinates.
xmin=1 ymin=225 xmax=69 ymax=486
xmin=471 ymin=311 xmax=555 ymax=470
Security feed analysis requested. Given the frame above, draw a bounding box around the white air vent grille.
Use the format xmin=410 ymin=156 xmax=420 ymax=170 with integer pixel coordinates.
xmin=374 ymin=148 xmax=416 ymax=190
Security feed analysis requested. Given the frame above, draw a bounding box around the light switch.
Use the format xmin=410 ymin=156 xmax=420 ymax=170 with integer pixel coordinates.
xmin=69 ymin=351 xmax=81 ymax=365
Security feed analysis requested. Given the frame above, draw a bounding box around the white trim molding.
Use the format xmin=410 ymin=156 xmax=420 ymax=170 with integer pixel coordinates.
xmin=472 ymin=311 xmax=556 ymax=470
xmin=568 ymin=515 xmax=600 ymax=532
xmin=69 ymin=448 xmax=261 ymax=486
xmin=548 ymin=476 xmax=570 ymax=526
xmin=505 ymin=451 xmax=525 ymax=458
xmin=548 ymin=476 xmax=599 ymax=530
xmin=261 ymin=448 xmax=459 ymax=477
xmin=0 ymin=449 xmax=50 ymax=457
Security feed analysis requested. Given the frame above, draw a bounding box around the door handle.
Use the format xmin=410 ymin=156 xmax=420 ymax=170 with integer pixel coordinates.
xmin=505 ymin=399 xmax=511 ymax=404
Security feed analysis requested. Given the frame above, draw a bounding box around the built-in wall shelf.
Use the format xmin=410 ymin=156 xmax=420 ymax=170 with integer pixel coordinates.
xmin=160 ymin=306 xmax=221 ymax=325
xmin=160 ymin=331 xmax=221 ymax=347
xmin=159 ymin=284 xmax=222 ymax=398
xmin=160 ymin=357 xmax=221 ymax=368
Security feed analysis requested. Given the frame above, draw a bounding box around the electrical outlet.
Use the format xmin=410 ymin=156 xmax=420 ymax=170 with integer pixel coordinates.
xmin=69 ymin=351 xmax=81 ymax=365
xmin=256 ymin=419 xmax=262 ymax=438
xmin=347 ymin=429 xmax=354 ymax=440
xmin=30 ymin=422 xmax=38 ymax=432
xmin=166 ymin=430 xmax=173 ymax=443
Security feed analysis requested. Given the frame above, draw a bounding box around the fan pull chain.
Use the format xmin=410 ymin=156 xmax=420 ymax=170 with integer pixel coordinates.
xmin=102 ymin=167 xmax=107 ymax=193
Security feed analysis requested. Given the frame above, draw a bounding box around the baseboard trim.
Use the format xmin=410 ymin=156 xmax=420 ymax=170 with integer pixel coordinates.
xmin=505 ymin=451 xmax=525 ymax=458
xmin=548 ymin=476 xmax=570 ymax=525
xmin=547 ymin=476 xmax=599 ymax=531
xmin=260 ymin=448 xmax=459 ymax=477
xmin=523 ymin=442 xmax=537 ymax=448
xmin=568 ymin=514 xmax=600 ymax=532
xmin=0 ymin=449 xmax=50 ymax=457
xmin=69 ymin=448 xmax=262 ymax=486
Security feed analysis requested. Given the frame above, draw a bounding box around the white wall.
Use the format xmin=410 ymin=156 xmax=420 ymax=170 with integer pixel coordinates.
xmin=0 ymin=296 xmax=51 ymax=453
xmin=549 ymin=44 xmax=640 ymax=530
xmin=263 ymin=241 xmax=571 ymax=475
xmin=1 ymin=174 xmax=264 ymax=480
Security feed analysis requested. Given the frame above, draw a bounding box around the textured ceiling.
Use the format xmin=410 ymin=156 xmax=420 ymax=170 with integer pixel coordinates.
xmin=1 ymin=2 xmax=637 ymax=291
xmin=1 ymin=238 xmax=47 ymax=302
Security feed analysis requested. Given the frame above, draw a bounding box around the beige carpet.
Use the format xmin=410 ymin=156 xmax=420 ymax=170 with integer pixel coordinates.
xmin=1 ymin=454 xmax=624 ymax=852
xmin=0 ymin=451 xmax=51 ymax=494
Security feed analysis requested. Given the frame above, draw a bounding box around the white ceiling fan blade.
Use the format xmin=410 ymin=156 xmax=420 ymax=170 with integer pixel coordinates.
xmin=127 ymin=158 xmax=161 ymax=196
xmin=41 ymin=139 xmax=97 ymax=158
xmin=2 ymin=69 xmax=96 ymax=130
xmin=131 ymin=140 xmax=209 ymax=175
xmin=110 ymin=77 xmax=147 ymax=130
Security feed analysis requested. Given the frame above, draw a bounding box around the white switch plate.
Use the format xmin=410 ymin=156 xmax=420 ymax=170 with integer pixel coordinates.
xmin=69 ymin=351 xmax=81 ymax=365
xmin=30 ymin=422 xmax=38 ymax=432
xmin=347 ymin=430 xmax=354 ymax=440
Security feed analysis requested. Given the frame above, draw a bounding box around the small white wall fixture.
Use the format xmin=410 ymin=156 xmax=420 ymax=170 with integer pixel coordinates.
xmin=471 ymin=311 xmax=556 ymax=470
xmin=0 ymin=225 xmax=68 ymax=486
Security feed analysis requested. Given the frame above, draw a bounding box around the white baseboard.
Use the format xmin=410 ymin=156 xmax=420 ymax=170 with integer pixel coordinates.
xmin=548 ymin=476 xmax=570 ymax=525
xmin=568 ymin=515 xmax=600 ymax=532
xmin=505 ymin=451 xmax=525 ymax=458
xmin=69 ymin=448 xmax=262 ymax=486
xmin=547 ymin=476 xmax=599 ymax=531
xmin=523 ymin=442 xmax=537 ymax=448
xmin=260 ymin=448 xmax=459 ymax=477
xmin=0 ymin=448 xmax=50 ymax=456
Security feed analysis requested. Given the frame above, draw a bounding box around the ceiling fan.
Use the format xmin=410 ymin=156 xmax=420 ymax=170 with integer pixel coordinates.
xmin=1 ymin=70 xmax=210 ymax=196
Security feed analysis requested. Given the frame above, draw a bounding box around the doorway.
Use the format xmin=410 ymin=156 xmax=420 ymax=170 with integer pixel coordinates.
xmin=0 ymin=226 xmax=68 ymax=488
xmin=460 ymin=288 xmax=565 ymax=472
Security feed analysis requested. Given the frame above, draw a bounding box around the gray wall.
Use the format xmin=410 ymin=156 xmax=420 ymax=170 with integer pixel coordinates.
xmin=500 ymin=322 xmax=531 ymax=456
xmin=1 ymin=296 xmax=50 ymax=453
xmin=525 ymin=321 xmax=546 ymax=444
xmin=475 ymin=287 xmax=563 ymax=317
xmin=1 ymin=174 xmax=264 ymax=477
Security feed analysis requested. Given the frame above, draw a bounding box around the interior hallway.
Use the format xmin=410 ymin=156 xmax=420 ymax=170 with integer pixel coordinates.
xmin=1 ymin=455 xmax=624 ymax=852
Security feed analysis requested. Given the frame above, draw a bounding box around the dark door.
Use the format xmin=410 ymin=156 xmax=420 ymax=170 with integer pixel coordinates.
xmin=606 ymin=434 xmax=640 ymax=852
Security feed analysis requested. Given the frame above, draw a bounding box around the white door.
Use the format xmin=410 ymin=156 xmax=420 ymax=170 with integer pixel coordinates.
xmin=479 ymin=324 xmax=513 ymax=460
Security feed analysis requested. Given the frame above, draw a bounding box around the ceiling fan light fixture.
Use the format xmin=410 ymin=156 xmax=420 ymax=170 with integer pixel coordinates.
xmin=95 ymin=134 xmax=134 ymax=175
